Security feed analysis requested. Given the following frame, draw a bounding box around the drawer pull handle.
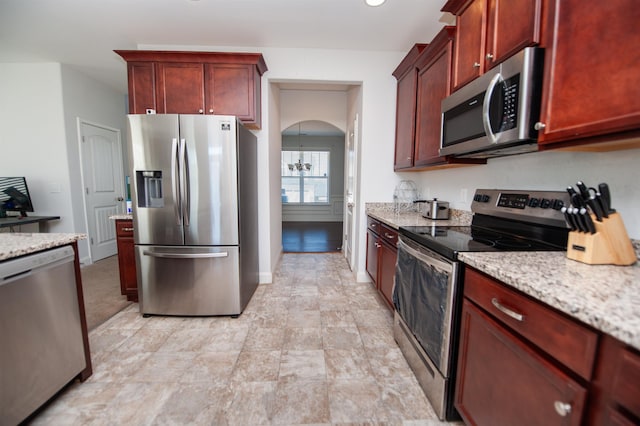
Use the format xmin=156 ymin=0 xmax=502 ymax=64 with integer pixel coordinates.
xmin=491 ymin=298 xmax=524 ymax=322
xmin=121 ymin=227 xmax=134 ymax=232
xmin=554 ymin=401 xmax=572 ymax=417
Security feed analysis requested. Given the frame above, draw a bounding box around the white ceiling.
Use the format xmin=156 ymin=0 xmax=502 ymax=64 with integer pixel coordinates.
xmin=0 ymin=0 xmax=453 ymax=94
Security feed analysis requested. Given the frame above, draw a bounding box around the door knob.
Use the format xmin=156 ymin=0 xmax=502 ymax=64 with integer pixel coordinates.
xmin=116 ymin=196 xmax=124 ymax=202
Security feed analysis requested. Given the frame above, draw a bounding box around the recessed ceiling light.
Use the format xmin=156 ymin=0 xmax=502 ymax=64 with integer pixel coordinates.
xmin=365 ymin=0 xmax=386 ymax=6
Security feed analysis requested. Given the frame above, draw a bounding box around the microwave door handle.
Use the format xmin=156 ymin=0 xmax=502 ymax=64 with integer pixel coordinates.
xmin=171 ymin=138 xmax=182 ymax=226
xmin=482 ymin=73 xmax=503 ymax=145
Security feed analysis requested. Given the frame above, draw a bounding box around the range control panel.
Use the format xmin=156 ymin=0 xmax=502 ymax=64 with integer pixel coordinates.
xmin=471 ymin=189 xmax=570 ymax=228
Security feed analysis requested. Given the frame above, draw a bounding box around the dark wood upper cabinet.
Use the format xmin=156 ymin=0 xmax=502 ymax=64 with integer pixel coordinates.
xmin=393 ymin=28 xmax=485 ymax=171
xmin=126 ymin=62 xmax=155 ymax=114
xmin=115 ymin=51 xmax=267 ymax=129
xmin=393 ymin=43 xmax=427 ymax=170
xmin=156 ymin=62 xmax=205 ymax=114
xmin=442 ymin=0 xmax=542 ymax=91
xmin=536 ymin=0 xmax=640 ymax=150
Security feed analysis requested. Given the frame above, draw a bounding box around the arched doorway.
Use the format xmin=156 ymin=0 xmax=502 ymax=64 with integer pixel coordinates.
xmin=281 ymin=120 xmax=344 ymax=252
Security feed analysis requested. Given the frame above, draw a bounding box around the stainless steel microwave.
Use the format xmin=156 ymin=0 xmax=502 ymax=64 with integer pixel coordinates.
xmin=440 ymin=47 xmax=544 ymax=158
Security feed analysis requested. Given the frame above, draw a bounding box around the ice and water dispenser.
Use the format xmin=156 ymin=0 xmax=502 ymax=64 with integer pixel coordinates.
xmin=136 ymin=171 xmax=164 ymax=208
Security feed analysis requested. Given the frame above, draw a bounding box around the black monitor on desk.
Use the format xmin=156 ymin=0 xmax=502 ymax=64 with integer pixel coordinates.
xmin=0 ymin=177 xmax=35 ymax=218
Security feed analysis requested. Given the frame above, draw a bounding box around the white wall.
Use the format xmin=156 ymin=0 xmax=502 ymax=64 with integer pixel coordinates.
xmin=405 ymin=148 xmax=640 ymax=239
xmin=0 ymin=63 xmax=127 ymax=263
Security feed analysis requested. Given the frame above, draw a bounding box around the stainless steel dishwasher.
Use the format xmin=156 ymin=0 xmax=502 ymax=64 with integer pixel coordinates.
xmin=0 ymin=245 xmax=86 ymax=426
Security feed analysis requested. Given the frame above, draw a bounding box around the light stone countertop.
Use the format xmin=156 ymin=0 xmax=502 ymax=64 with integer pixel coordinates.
xmin=0 ymin=233 xmax=86 ymax=261
xmin=365 ymin=203 xmax=472 ymax=228
xmin=366 ymin=203 xmax=640 ymax=351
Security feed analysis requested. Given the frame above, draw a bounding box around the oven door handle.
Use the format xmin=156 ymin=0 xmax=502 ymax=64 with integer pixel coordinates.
xmin=398 ymin=236 xmax=454 ymax=274
xmin=482 ymin=73 xmax=503 ymax=145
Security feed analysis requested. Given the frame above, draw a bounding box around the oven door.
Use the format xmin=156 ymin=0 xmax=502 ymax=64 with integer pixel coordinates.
xmin=393 ymin=235 xmax=459 ymax=376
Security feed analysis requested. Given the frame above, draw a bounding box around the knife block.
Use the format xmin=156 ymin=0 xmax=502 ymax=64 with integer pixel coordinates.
xmin=566 ymin=212 xmax=637 ymax=266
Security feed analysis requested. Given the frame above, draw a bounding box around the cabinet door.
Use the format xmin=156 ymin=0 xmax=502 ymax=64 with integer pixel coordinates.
xmin=127 ymin=62 xmax=156 ymax=114
xmin=378 ymin=241 xmax=397 ymax=309
xmin=366 ymin=230 xmax=379 ymax=284
xmin=393 ymin=68 xmax=419 ymax=170
xmin=205 ymin=64 xmax=256 ymax=123
xmin=156 ymin=62 xmax=205 ymax=114
xmin=538 ymin=0 xmax=640 ymax=146
xmin=115 ymin=220 xmax=138 ymax=302
xmin=485 ymin=0 xmax=542 ymax=69
xmin=452 ymin=0 xmax=486 ymax=90
xmin=455 ymin=299 xmax=587 ymax=426
xmin=414 ymin=44 xmax=452 ymax=167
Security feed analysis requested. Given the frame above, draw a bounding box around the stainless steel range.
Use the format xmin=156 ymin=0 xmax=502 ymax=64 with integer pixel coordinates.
xmin=392 ymin=188 xmax=571 ymax=421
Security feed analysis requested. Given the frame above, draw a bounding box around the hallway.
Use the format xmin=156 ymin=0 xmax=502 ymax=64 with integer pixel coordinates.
xmin=282 ymin=221 xmax=343 ymax=253
xmin=30 ymin=253 xmax=454 ymax=425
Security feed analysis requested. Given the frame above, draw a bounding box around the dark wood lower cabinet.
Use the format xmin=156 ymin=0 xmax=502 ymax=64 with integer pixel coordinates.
xmin=115 ymin=219 xmax=138 ymax=302
xmin=365 ymin=216 xmax=397 ymax=310
xmin=455 ymin=299 xmax=587 ymax=425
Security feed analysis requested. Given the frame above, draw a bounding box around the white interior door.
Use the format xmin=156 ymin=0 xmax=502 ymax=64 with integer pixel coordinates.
xmin=344 ymin=114 xmax=358 ymax=270
xmin=79 ymin=121 xmax=124 ymax=262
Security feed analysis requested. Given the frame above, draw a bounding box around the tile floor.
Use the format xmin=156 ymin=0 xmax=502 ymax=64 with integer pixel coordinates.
xmin=31 ymin=253 xmax=460 ymax=425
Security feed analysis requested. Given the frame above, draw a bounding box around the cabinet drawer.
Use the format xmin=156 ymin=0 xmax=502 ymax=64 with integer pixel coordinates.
xmin=379 ymin=224 xmax=398 ymax=248
xmin=610 ymin=343 xmax=640 ymax=418
xmin=464 ymin=267 xmax=598 ymax=380
xmin=115 ymin=220 xmax=134 ymax=237
xmin=367 ymin=216 xmax=381 ymax=235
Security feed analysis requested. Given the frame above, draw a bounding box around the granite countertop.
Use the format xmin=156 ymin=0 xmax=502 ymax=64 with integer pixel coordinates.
xmin=365 ymin=203 xmax=472 ymax=228
xmin=0 ymin=233 xmax=86 ymax=261
xmin=366 ymin=203 xmax=640 ymax=351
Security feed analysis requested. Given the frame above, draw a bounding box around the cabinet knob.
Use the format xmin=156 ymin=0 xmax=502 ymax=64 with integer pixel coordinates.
xmin=375 ymin=242 xmax=381 ymax=248
xmin=473 ymin=62 xmax=481 ymax=68
xmin=553 ymin=401 xmax=572 ymax=417
xmin=198 ymin=109 xmax=204 ymax=114
xmin=407 ymin=156 xmax=412 ymax=160
xmin=209 ymin=109 xmax=214 ymax=113
xmin=534 ymin=122 xmax=546 ymax=131
xmin=486 ymin=53 xmax=494 ymax=61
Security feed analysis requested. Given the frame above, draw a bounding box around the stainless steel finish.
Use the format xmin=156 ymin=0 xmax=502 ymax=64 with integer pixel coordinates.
xmin=397 ymin=236 xmax=457 ymax=375
xmin=0 ymin=246 xmax=85 ymax=425
xmin=127 ymin=114 xmax=259 ymax=317
xmin=534 ymin=122 xmax=546 ymax=130
xmin=482 ymin=73 xmax=503 ymax=144
xmin=440 ymin=47 xmax=543 ymax=158
xmin=136 ymin=245 xmax=241 ymax=316
xmin=491 ymin=297 xmax=525 ymax=321
xmin=471 ymin=189 xmax=570 ymax=228
xmin=143 ymin=250 xmax=229 ymax=259
xmin=122 ymin=227 xmax=134 ymax=232
xmin=394 ymin=312 xmax=447 ymax=420
xmin=554 ymin=401 xmax=572 ymax=416
xmin=422 ymin=199 xmax=450 ymax=220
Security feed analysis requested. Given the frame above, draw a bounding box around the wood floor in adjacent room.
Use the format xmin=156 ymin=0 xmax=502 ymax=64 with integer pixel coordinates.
xmin=282 ymin=221 xmax=343 ymax=253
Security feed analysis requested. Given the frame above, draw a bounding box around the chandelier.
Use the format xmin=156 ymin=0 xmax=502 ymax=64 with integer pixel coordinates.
xmin=287 ymin=122 xmax=312 ymax=172
xmin=288 ymin=159 xmax=311 ymax=172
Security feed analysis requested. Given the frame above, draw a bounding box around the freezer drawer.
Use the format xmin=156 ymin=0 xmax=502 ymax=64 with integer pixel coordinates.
xmin=136 ymin=245 xmax=242 ymax=316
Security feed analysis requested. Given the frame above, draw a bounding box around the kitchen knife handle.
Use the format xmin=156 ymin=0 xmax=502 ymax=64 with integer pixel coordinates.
xmin=561 ymin=207 xmax=577 ymax=231
xmin=595 ymin=192 xmax=609 ymax=219
xmin=598 ymin=183 xmax=614 ymax=214
xmin=587 ymin=197 xmax=603 ymax=221
xmin=580 ymin=208 xmax=597 ymax=234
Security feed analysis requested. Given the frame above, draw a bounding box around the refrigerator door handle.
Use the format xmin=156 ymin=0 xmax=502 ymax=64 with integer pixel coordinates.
xmin=179 ymin=138 xmax=190 ymax=227
xmin=171 ymin=138 xmax=182 ymax=226
xmin=142 ymin=250 xmax=229 ymax=259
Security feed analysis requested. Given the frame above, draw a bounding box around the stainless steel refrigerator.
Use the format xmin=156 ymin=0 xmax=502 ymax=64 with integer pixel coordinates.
xmin=126 ymin=114 xmax=258 ymax=316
